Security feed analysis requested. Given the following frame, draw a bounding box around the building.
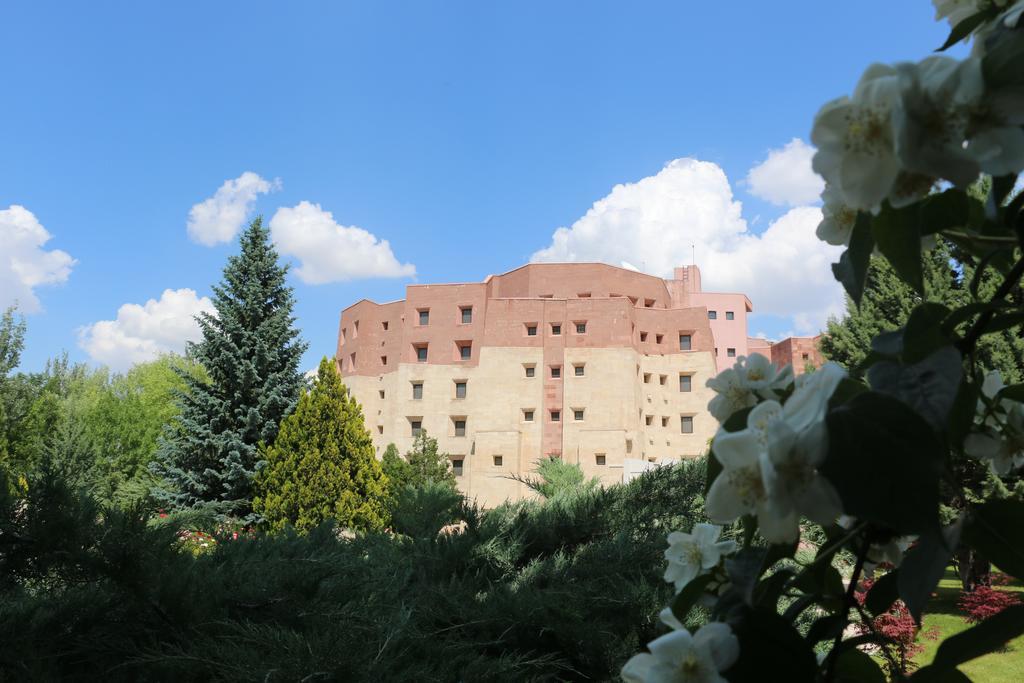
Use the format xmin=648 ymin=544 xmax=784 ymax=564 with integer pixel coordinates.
xmin=336 ymin=262 xmax=815 ymax=507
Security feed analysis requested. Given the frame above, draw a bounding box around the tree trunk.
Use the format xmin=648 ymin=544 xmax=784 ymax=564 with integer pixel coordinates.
xmin=955 ymin=547 xmax=992 ymax=592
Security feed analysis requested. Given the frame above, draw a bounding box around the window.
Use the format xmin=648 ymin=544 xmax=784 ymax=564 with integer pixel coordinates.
xmin=461 ymin=306 xmax=473 ymax=324
xmin=661 ymin=416 xmax=669 ymax=427
xmin=679 ymin=374 xmax=692 ymax=392
xmin=643 ymin=373 xmax=651 ymax=384
xmin=679 ymin=334 xmax=692 ymax=351
xmin=523 ymin=409 xmax=534 ymax=422
xmin=640 ymin=331 xmax=648 ymax=342
xmin=802 ymin=353 xmax=810 ymax=360
xmin=348 ymin=353 xmax=356 ymax=371
xmin=626 ymin=439 xmax=633 ymax=454
xmin=526 ymin=324 xmax=538 ymax=336
xmin=382 ymin=321 xmax=389 ymax=331
xmin=493 ymin=455 xmax=503 ymax=467
xmin=726 ymin=311 xmax=735 ymax=321
xmin=551 ymin=323 xmax=561 ymax=335
xmin=416 ymin=345 xmax=428 ymax=362
xmin=551 ymin=366 xmax=561 ymax=379
xmin=574 ymin=364 xmax=585 ymax=377
xmin=353 ymin=321 xmax=359 ymax=337
xmin=574 ymin=409 xmax=585 ymax=421
xmin=452 ymin=459 xmax=464 ymax=476
xmin=455 ymin=381 xmax=467 ymax=399
xmin=576 ymin=322 xmax=587 ymax=334
xmin=681 ymin=416 xmax=694 ymax=434
xmin=454 ymin=419 xmax=466 ymax=437
xmin=656 ymin=334 xmax=663 ymax=344
xmin=644 ymin=298 xmax=655 ymax=308
xmin=411 ymin=420 xmax=422 ymax=437
xmin=578 ymin=292 xmax=591 ymax=298
xmin=459 ymin=344 xmax=472 ymax=360
xmin=378 ymin=390 xmax=385 ymax=399
xmin=708 ymin=310 xmax=717 ymax=320
xmin=412 ymin=382 xmax=423 ymax=399
xmin=659 ymin=374 xmax=667 ymax=386
xmin=595 ymin=454 xmax=606 ymax=466
xmin=727 ymin=348 xmax=736 ymax=358
xmin=377 ymin=425 xmax=384 ymax=434
xmin=341 ymin=327 xmax=347 ymax=341
xmin=645 ymin=414 xmax=653 ymax=426
xmin=525 ymin=365 xmax=536 ymax=378
xmin=418 ymin=309 xmax=429 ymax=325
xmin=380 ymin=355 xmax=388 ymax=366
xmin=540 ymin=293 xmax=554 ymax=298
xmin=551 ymin=410 xmax=561 ymax=422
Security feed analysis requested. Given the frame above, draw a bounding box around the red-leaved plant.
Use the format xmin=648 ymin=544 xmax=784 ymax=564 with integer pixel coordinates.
xmin=854 ymin=577 xmax=939 ymax=676
xmin=958 ymin=586 xmax=1021 ymax=625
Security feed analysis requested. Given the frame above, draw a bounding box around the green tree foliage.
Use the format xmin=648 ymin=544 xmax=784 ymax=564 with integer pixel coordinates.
xmin=254 ymin=357 xmax=389 ymax=533
xmin=0 ymin=306 xmax=26 ymax=488
xmin=403 ymin=429 xmax=457 ymax=490
xmin=518 ymin=456 xmax=601 ymax=499
xmin=154 ymin=218 xmax=308 ymax=520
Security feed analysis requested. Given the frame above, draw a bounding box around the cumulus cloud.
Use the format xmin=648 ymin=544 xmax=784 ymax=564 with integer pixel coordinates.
xmin=746 ymin=138 xmax=825 ymax=206
xmin=78 ymin=288 xmax=215 ymax=371
xmin=187 ymin=172 xmax=280 ymax=246
xmin=531 ymin=158 xmax=844 ymax=335
xmin=269 ymin=201 xmax=416 ymax=284
xmin=0 ymin=205 xmax=76 ymax=313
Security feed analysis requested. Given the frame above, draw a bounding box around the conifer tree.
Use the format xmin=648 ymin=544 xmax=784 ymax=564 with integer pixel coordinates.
xmin=254 ymin=357 xmax=388 ymax=532
xmin=404 ymin=430 xmax=457 ymax=491
xmin=153 ymin=218 xmax=307 ymax=520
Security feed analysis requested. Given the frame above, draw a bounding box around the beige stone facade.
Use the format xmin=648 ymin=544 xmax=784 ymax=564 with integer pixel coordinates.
xmin=337 ymin=263 xmax=751 ymax=508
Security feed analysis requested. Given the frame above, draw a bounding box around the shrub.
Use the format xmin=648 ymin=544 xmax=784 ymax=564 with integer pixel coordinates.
xmin=958 ymin=586 xmax=1022 ymax=625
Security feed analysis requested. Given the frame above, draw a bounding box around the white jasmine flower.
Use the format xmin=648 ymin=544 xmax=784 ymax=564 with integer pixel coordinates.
xmin=664 ymin=524 xmax=738 ymax=592
xmin=816 ymin=185 xmax=858 ymax=246
xmin=965 ymin=429 xmax=1024 ymax=475
xmin=933 ymin=0 xmax=1006 ymax=29
xmin=865 ymin=535 xmax=917 ymax=575
xmin=811 ymin=64 xmax=902 ymax=211
xmin=784 ymin=363 xmax=847 ymax=433
xmin=736 ymin=353 xmax=793 ymax=393
xmin=621 ymin=622 xmax=739 ymax=683
xmin=706 ymin=367 xmax=758 ymax=423
xmin=706 ymin=355 xmax=792 ymax=424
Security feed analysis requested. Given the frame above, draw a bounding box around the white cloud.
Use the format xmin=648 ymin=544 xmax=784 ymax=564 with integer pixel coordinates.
xmin=187 ymin=171 xmax=280 ymax=246
xmin=0 ymin=205 xmax=76 ymax=313
xmin=78 ymin=288 xmax=215 ymax=371
xmin=531 ymin=158 xmax=844 ymax=335
xmin=269 ymin=201 xmax=416 ymax=284
xmin=746 ymin=138 xmax=825 ymax=207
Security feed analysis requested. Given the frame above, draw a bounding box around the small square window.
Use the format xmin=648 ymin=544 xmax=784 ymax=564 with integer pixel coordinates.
xmin=802 ymin=353 xmax=810 ymax=360
xmin=595 ymin=454 xmax=606 ymax=466
xmin=454 ymin=419 xmax=466 ymax=437
xmin=727 ymin=348 xmax=736 ymax=358
xmin=551 ymin=410 xmax=561 ymax=422
xmin=551 ymin=366 xmax=561 ymax=379
xmin=493 ymin=455 xmax=503 ymax=467
xmin=574 ymin=365 xmax=585 ymax=377
xmin=679 ymin=374 xmax=692 ymax=392
xmin=452 ymin=459 xmax=464 ymax=476
xmin=379 ymin=390 xmax=385 ymax=399
xmin=526 ymin=324 xmax=538 ymax=336
xmin=381 ymin=321 xmax=389 ymax=331
xmin=416 ymin=346 xmax=428 ymax=362
xmin=726 ymin=311 xmax=735 ymax=321
xmin=643 ymin=373 xmax=651 ymax=384
xmin=459 ymin=344 xmax=472 ymax=360
xmin=661 ymin=416 xmax=669 ymax=427
xmin=708 ymin=310 xmax=717 ymax=320
xmin=455 ymin=381 xmax=467 ymax=399
xmin=681 ymin=416 xmax=694 ymax=434
xmin=524 ymin=410 xmax=534 ymax=422
xmin=525 ymin=365 xmax=536 ymax=378
xmin=576 ymin=322 xmax=587 ymax=334
xmin=679 ymin=334 xmax=692 ymax=351
xmin=412 ymin=382 xmax=423 ymax=399
xmin=551 ymin=323 xmax=561 ymax=336
xmin=644 ymin=298 xmax=655 ymax=308
xmin=659 ymin=374 xmax=667 ymax=386
xmin=419 ymin=310 xmax=429 ymax=325
xmin=645 ymin=415 xmax=653 ymax=426
xmin=640 ymin=331 xmax=648 ymax=342
xmin=656 ymin=334 xmax=663 ymax=344
xmin=377 ymin=425 xmax=384 ymax=434
xmin=574 ymin=409 xmax=585 ymax=421
xmin=411 ymin=420 xmax=422 ymax=437
xmin=461 ymin=306 xmax=473 ymax=324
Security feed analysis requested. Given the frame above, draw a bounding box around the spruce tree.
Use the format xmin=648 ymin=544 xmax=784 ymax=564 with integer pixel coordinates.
xmin=153 ymin=218 xmax=307 ymax=520
xmin=404 ymin=430 xmax=457 ymax=491
xmin=254 ymin=357 xmax=388 ymax=532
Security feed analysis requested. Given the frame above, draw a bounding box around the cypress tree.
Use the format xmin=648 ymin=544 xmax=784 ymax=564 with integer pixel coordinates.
xmin=153 ymin=218 xmax=307 ymax=520
xmin=254 ymin=357 xmax=389 ymax=532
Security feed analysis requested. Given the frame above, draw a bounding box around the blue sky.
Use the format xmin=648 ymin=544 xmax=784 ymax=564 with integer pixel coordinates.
xmin=1 ymin=1 xmax=961 ymax=372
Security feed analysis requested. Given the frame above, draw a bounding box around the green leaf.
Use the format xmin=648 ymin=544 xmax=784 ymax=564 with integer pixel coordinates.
xmin=822 ymin=392 xmax=944 ymax=535
xmin=981 ymin=310 xmax=1024 ymax=335
xmin=931 ymin=604 xmax=1024 ymax=669
xmin=762 ymin=539 xmax=798 ymax=571
xmin=867 ymin=345 xmax=963 ymax=434
xmin=725 ymin=609 xmax=817 ymax=683
xmin=903 ymin=304 xmax=953 ymax=363
xmin=964 ymin=498 xmax=1024 ymax=579
xmin=898 ymin=521 xmax=962 ymax=624
xmin=806 ymin=613 xmax=846 ymax=645
xmin=834 ymin=648 xmax=887 ymax=683
xmin=997 ymin=383 xmax=1024 ymax=402
xmin=919 ymin=188 xmax=982 ymax=234
xmin=983 ymin=28 xmax=1024 ymax=88
xmin=754 ymin=568 xmax=795 ymax=611
xmin=866 ymin=569 xmax=900 ymax=616
xmin=832 ymin=212 xmax=875 ymax=307
xmin=948 ymin=378 xmax=980 ymax=451
xmin=670 ymin=573 xmax=715 ymax=623
xmin=872 ymin=204 xmax=924 ymax=294
xmin=705 ymin=448 xmax=723 ymax=498
xmin=828 ymin=378 xmax=869 ymax=410
xmin=938 ymin=11 xmax=991 ymax=51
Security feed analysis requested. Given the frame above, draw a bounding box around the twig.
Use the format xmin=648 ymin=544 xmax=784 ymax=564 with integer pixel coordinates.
xmin=957 ymin=255 xmax=1024 ymax=354
xmin=825 ymin=538 xmax=869 ymax=682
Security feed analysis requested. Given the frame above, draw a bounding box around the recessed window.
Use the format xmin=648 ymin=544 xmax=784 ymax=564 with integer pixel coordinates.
xmin=640 ymin=331 xmax=648 ymax=342
xmin=727 ymin=348 xmax=736 ymax=358
xmin=377 ymin=425 xmax=384 ymax=434
xmin=381 ymin=355 xmax=388 ymax=366
xmin=381 ymin=321 xmax=389 ymax=331
xmin=379 ymin=390 xmax=385 ymax=399
xmin=681 ymin=416 xmax=694 ymax=434
xmin=576 ymin=322 xmax=587 ymax=334
xmin=802 ymin=353 xmax=810 ymax=360
xmin=679 ymin=334 xmax=692 ymax=351
xmin=679 ymin=374 xmax=692 ymax=392
xmin=626 ymin=439 xmax=633 ymax=454
xmin=708 ymin=310 xmax=717 ymax=320
xmin=643 ymin=373 xmax=651 ymax=384
xmin=540 ymin=294 xmax=554 ymax=298
xmin=455 ymin=381 xmax=467 ymax=399
xmin=659 ymin=374 xmax=667 ymax=386
xmin=551 ymin=366 xmax=561 ymax=379
xmin=644 ymin=299 xmax=655 ymax=308
xmin=661 ymin=416 xmax=669 ymax=427
xmin=595 ymin=454 xmax=606 ymax=466
xmin=461 ymin=306 xmax=473 ymax=324
xmin=452 ymin=459 xmax=464 ymax=476
xmin=341 ymin=327 xmax=347 ymax=341
xmin=551 ymin=410 xmax=561 ymax=422
xmin=655 ymin=334 xmax=663 ymax=344
xmin=574 ymin=364 xmax=585 ymax=377
xmin=574 ymin=409 xmax=585 ymax=421
xmin=411 ymin=420 xmax=422 ymax=437
xmin=526 ymin=324 xmax=538 ymax=336
xmin=645 ymin=415 xmax=653 ymax=426
xmin=493 ymin=455 xmax=503 ymax=467
xmin=412 ymin=382 xmax=423 ymax=399
xmin=415 ymin=345 xmax=428 ymax=362
xmin=523 ymin=409 xmax=534 ymax=422
xmin=459 ymin=344 xmax=472 ymax=361
xmin=726 ymin=311 xmax=735 ymax=321
xmin=525 ymin=365 xmax=536 ymax=378
xmin=578 ymin=292 xmax=591 ymax=298
xmin=353 ymin=321 xmax=359 ymax=337
xmin=419 ymin=309 xmax=430 ymax=325
xmin=349 ymin=353 xmax=356 ymax=371
xmin=551 ymin=323 xmax=562 ymax=336
xmin=454 ymin=419 xmax=466 ymax=437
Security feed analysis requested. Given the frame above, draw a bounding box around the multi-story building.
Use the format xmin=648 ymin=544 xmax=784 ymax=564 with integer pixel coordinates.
xmin=337 ymin=262 xmax=776 ymax=507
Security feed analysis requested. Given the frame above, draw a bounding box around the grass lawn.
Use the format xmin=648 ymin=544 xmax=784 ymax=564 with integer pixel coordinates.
xmin=911 ymin=569 xmax=1024 ymax=681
